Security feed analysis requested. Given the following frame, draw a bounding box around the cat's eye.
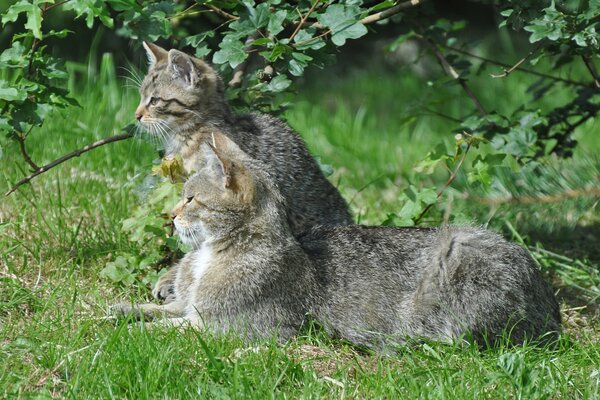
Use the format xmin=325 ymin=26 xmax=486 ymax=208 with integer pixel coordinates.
xmin=149 ymin=96 xmax=159 ymax=106
xmin=186 ymin=196 xmax=194 ymax=204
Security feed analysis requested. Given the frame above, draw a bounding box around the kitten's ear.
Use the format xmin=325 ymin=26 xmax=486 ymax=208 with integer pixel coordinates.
xmin=201 ymin=143 xmax=233 ymax=189
xmin=168 ymin=49 xmax=196 ymax=87
xmin=142 ymin=41 xmax=167 ymax=69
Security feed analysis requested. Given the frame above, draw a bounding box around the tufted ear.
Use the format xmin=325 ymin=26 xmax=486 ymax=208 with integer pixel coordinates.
xmin=142 ymin=41 xmax=168 ymax=69
xmin=200 ymin=142 xmax=233 ymax=189
xmin=168 ymin=49 xmax=196 ymax=87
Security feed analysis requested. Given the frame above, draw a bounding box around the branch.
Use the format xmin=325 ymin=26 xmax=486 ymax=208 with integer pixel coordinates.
xmin=289 ymin=0 xmax=322 ymax=42
xmin=490 ymin=42 xmax=544 ymax=79
xmin=206 ymin=4 xmax=239 ymax=21
xmin=582 ymin=55 xmax=600 ymax=88
xmin=6 ymin=132 xmax=134 ymax=196
xmin=414 ymin=142 xmax=472 ymax=224
xmin=15 ymin=130 xmax=39 ymax=171
xmin=442 ymin=44 xmax=589 ymax=87
xmin=419 ymin=34 xmax=487 ymax=115
xmin=465 ymin=185 xmax=600 ymax=206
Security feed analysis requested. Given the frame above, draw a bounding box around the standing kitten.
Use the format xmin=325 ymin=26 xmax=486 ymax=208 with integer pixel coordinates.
xmin=113 ymin=135 xmax=561 ymax=348
xmin=135 ymin=42 xmax=351 ymax=301
xmin=112 ymin=135 xmax=317 ymax=339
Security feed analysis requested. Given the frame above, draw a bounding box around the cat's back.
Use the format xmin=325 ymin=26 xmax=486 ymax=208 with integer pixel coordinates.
xmin=230 ymin=112 xmax=352 ymax=233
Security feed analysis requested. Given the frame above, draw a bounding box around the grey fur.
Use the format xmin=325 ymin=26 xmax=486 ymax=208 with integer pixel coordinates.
xmin=113 ymin=138 xmax=561 ymax=348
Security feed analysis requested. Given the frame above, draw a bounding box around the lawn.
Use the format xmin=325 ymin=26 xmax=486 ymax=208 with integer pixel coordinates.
xmin=1 ymin=46 xmax=599 ymax=398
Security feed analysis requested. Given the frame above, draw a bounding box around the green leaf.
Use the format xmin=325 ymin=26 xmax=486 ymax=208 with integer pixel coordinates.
xmin=100 ymin=256 xmax=134 ymax=284
xmin=0 ymin=85 xmax=27 ymax=102
xmin=268 ymin=10 xmax=287 ymax=36
xmin=2 ymin=0 xmax=45 ymax=39
xmin=0 ymin=41 xmax=28 ymax=68
xmin=262 ymin=74 xmax=291 ymax=92
xmin=246 ymin=2 xmax=270 ymax=29
xmin=212 ymin=38 xmax=248 ymax=68
xmin=317 ymin=4 xmax=367 ymax=46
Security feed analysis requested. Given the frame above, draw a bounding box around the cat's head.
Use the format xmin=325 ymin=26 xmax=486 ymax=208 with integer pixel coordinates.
xmin=172 ymin=133 xmax=260 ymax=246
xmin=135 ymin=42 xmax=226 ymax=143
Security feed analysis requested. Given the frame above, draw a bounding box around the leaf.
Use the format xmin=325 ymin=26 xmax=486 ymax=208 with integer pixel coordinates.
xmin=2 ymin=0 xmax=44 ymax=39
xmin=262 ymin=74 xmax=291 ymax=92
xmin=212 ymin=38 xmax=248 ymax=68
xmin=100 ymin=256 xmax=134 ymax=284
xmin=0 ymin=41 xmax=28 ymax=68
xmin=0 ymin=86 xmax=27 ymax=102
xmin=317 ymin=4 xmax=368 ymax=46
xmin=268 ymin=10 xmax=287 ymax=36
xmin=246 ymin=2 xmax=270 ymax=29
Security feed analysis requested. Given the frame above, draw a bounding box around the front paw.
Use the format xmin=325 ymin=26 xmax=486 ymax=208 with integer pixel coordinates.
xmin=153 ymin=273 xmax=175 ymax=303
xmin=109 ymin=303 xmax=139 ymax=320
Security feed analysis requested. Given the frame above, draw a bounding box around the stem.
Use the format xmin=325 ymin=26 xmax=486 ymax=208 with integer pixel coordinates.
xmin=414 ymin=143 xmax=472 ymax=224
xmin=582 ymin=55 xmax=600 ymax=88
xmin=420 ymin=35 xmax=487 ymax=115
xmin=15 ymin=128 xmax=39 ymax=171
xmin=206 ymin=5 xmax=239 ymax=21
xmin=490 ymin=42 xmax=544 ymax=79
xmin=289 ymin=0 xmax=322 ymax=42
xmin=6 ymin=132 xmax=134 ymax=196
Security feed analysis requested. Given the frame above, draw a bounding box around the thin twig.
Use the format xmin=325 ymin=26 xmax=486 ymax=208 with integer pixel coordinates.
xmin=464 ymin=185 xmax=600 ymax=206
xmin=289 ymin=0 xmax=322 ymax=42
xmin=206 ymin=4 xmax=239 ymax=21
xmin=442 ymin=44 xmax=589 ymax=87
xmin=581 ymin=55 xmax=600 ymax=88
xmin=419 ymin=34 xmax=487 ymax=115
xmin=294 ymin=0 xmax=426 ymax=48
xmin=6 ymin=132 xmax=134 ymax=196
xmin=15 ymin=128 xmax=39 ymax=171
xmin=414 ymin=142 xmax=472 ymax=224
xmin=44 ymin=0 xmax=71 ymax=13
xmin=490 ymin=42 xmax=544 ymax=78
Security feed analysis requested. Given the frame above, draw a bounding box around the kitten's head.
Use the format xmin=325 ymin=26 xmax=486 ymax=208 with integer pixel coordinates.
xmin=135 ymin=42 xmax=226 ymax=144
xmin=172 ymin=133 xmax=261 ymax=246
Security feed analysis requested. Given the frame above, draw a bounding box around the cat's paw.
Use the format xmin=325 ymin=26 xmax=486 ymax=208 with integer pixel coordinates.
xmin=108 ymin=303 xmax=138 ymax=319
xmin=152 ymin=274 xmax=175 ymax=303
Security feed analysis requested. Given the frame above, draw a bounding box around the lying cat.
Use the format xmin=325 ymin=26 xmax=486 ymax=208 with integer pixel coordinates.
xmin=112 ymin=134 xmax=561 ymax=347
xmin=135 ymin=42 xmax=352 ymax=301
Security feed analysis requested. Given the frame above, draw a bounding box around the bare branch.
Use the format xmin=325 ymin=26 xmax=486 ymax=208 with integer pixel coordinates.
xmin=15 ymin=129 xmax=39 ymax=171
xmin=289 ymin=0 xmax=322 ymax=42
xmin=442 ymin=44 xmax=589 ymax=87
xmin=206 ymin=4 xmax=239 ymax=21
xmin=6 ymin=132 xmax=134 ymax=196
xmin=491 ymin=42 xmax=544 ymax=79
xmin=464 ymin=185 xmax=600 ymax=206
xmin=361 ymin=0 xmax=426 ymax=25
xmin=419 ymin=34 xmax=487 ymax=115
xmin=414 ymin=142 xmax=472 ymax=224
xmin=582 ymin=55 xmax=600 ymax=88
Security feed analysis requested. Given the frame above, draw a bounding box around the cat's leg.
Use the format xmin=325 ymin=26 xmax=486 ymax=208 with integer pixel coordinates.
xmin=152 ymin=266 xmax=178 ymax=303
xmin=110 ymin=300 xmax=186 ymax=321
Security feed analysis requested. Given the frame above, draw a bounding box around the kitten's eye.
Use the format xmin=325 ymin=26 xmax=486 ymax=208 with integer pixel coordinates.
xmin=186 ymin=196 xmax=194 ymax=204
xmin=149 ymin=96 xmax=159 ymax=106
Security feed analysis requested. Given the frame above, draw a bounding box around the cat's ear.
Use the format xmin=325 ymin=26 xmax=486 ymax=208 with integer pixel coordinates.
xmin=142 ymin=41 xmax=168 ymax=69
xmin=201 ymin=143 xmax=233 ymax=189
xmin=168 ymin=49 xmax=196 ymax=87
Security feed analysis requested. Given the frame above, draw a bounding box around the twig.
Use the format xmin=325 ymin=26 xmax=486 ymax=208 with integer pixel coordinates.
xmin=582 ymin=55 xmax=600 ymax=88
xmin=6 ymin=132 xmax=134 ymax=196
xmin=464 ymin=185 xmax=600 ymax=206
xmin=206 ymin=4 xmax=239 ymax=21
xmin=15 ymin=128 xmax=39 ymax=171
xmin=414 ymin=142 xmax=472 ymax=224
xmin=294 ymin=0 xmax=426 ymax=47
xmin=491 ymin=42 xmax=544 ymax=78
xmin=419 ymin=34 xmax=487 ymax=115
xmin=442 ymin=44 xmax=589 ymax=87
xmin=289 ymin=0 xmax=322 ymax=42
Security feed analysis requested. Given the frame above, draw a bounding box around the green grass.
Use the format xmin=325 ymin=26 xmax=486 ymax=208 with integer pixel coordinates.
xmin=1 ymin=46 xmax=599 ymax=398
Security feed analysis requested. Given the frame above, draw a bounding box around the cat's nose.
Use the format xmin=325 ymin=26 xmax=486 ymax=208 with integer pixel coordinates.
xmin=135 ymin=111 xmax=143 ymax=121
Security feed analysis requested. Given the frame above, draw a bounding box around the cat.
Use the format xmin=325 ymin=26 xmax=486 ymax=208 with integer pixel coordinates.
xmin=135 ymin=42 xmax=352 ymax=301
xmin=112 ymin=134 xmax=318 ymax=339
xmin=112 ymin=134 xmax=561 ymax=348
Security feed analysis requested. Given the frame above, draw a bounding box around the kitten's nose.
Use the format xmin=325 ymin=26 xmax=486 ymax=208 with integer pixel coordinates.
xmin=135 ymin=111 xmax=143 ymax=121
